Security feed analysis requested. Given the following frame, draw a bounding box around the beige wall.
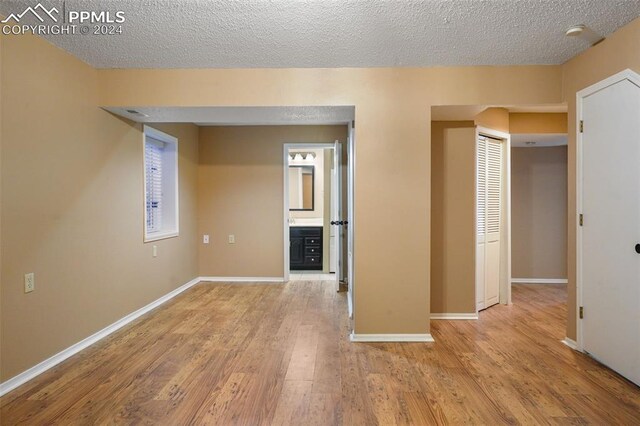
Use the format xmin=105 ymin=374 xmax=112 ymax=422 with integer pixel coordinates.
xmin=510 ymin=113 xmax=568 ymax=134
xmin=197 ymin=126 xmax=347 ymax=278
xmin=99 ymin=66 xmax=562 ymax=335
xmin=0 ymin=33 xmax=200 ymax=380
xmin=511 ymin=146 xmax=568 ymax=279
xmin=0 ymin=27 xmax=4 ymax=377
xmin=475 ymin=107 xmax=510 ymax=133
xmin=561 ymin=16 xmax=640 ymax=340
xmin=431 ymin=122 xmax=477 ymax=314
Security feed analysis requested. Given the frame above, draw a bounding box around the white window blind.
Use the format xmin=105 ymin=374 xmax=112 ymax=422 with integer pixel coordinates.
xmin=145 ymin=139 xmax=164 ymax=234
xmin=477 ymin=136 xmax=502 ymax=236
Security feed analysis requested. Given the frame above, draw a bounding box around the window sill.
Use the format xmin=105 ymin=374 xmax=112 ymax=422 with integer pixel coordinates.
xmin=144 ymin=231 xmax=179 ymax=243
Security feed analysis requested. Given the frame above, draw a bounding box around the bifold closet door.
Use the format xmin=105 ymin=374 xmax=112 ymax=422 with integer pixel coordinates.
xmin=476 ymin=135 xmax=502 ymax=310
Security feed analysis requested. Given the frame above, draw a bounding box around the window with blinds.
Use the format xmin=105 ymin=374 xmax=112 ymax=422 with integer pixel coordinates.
xmin=145 ymin=139 xmax=164 ymax=233
xmin=143 ymin=126 xmax=179 ymax=242
xmin=477 ymin=136 xmax=502 ymax=236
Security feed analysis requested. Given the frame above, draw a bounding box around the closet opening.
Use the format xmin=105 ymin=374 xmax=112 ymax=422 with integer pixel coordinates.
xmin=475 ymin=128 xmax=511 ymax=311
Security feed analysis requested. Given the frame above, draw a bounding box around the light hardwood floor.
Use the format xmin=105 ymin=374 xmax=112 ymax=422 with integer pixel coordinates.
xmin=2 ymin=282 xmax=639 ymax=424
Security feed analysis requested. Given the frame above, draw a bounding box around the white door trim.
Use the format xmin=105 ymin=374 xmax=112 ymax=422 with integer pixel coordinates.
xmin=346 ymin=120 xmax=355 ymax=320
xmin=575 ymin=68 xmax=640 ymax=352
xmin=475 ymin=126 xmax=512 ymax=313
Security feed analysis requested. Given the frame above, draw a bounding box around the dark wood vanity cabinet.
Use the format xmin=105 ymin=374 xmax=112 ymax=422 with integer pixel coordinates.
xmin=290 ymin=227 xmax=322 ymax=270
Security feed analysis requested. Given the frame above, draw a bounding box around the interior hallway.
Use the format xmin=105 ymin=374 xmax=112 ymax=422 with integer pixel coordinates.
xmin=1 ymin=283 xmax=639 ymax=424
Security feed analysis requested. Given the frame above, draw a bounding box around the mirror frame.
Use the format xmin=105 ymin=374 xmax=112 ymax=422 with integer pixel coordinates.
xmin=289 ymin=165 xmax=315 ymax=211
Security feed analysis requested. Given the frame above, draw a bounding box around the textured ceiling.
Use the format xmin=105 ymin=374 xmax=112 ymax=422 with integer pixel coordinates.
xmin=1 ymin=0 xmax=639 ymax=68
xmin=103 ymin=106 xmax=355 ymax=125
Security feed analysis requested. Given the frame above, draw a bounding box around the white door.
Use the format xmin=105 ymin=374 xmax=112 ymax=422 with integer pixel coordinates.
xmin=332 ymin=141 xmax=343 ymax=291
xmin=581 ymin=75 xmax=640 ymax=386
xmin=347 ymin=123 xmax=355 ymax=318
xmin=476 ymin=135 xmax=503 ymax=310
xmin=329 ymin=166 xmax=337 ymax=273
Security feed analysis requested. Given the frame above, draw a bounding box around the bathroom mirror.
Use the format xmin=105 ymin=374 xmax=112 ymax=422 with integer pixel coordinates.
xmin=289 ymin=165 xmax=315 ymax=210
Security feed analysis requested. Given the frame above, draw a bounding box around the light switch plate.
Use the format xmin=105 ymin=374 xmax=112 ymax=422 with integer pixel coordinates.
xmin=24 ymin=273 xmax=35 ymax=293
xmin=203 ymin=235 xmax=209 ymax=244
xmin=228 ymin=234 xmax=235 ymax=244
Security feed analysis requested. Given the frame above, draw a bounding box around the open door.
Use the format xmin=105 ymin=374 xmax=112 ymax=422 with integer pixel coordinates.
xmin=346 ymin=122 xmax=355 ymax=318
xmin=331 ymin=141 xmax=343 ymax=292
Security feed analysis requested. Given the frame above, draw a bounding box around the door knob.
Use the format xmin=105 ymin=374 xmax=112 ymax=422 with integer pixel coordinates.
xmin=636 ymin=244 xmax=640 ymax=254
xmin=331 ymin=221 xmax=337 ymax=225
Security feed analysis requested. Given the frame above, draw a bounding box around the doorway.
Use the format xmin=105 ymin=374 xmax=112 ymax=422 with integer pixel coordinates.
xmin=286 ymin=144 xmax=338 ymax=280
xmin=283 ymin=122 xmax=355 ymax=318
xmin=510 ymin=134 xmax=568 ymax=286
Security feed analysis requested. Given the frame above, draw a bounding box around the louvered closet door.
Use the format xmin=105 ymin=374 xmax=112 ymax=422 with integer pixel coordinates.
xmin=476 ymin=135 xmax=503 ymax=310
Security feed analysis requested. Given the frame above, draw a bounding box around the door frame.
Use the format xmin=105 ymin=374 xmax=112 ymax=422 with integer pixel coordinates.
xmin=575 ymin=68 xmax=640 ymax=351
xmin=283 ymin=142 xmax=351 ymax=288
xmin=475 ymin=126 xmax=512 ymax=312
xmin=346 ymin=121 xmax=355 ymax=319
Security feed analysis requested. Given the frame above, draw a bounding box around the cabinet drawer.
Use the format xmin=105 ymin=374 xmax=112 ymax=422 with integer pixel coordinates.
xmin=305 ymin=255 xmax=321 ymax=265
xmin=305 ymin=237 xmax=321 ymax=245
xmin=305 ymin=246 xmax=321 ymax=255
xmin=291 ymin=227 xmax=322 ymax=237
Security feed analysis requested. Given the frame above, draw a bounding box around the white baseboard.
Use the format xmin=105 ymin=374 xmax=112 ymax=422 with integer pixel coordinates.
xmin=0 ymin=276 xmax=201 ymax=397
xmin=561 ymin=337 xmax=579 ymax=351
xmin=199 ymin=276 xmax=285 ymax=283
xmin=431 ymin=313 xmax=479 ymax=320
xmin=511 ymin=278 xmax=568 ymax=284
xmin=350 ymin=334 xmax=435 ymax=343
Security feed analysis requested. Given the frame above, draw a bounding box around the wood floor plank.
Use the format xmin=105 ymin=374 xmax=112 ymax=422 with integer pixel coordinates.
xmin=1 ymin=282 xmax=639 ymax=425
xmin=270 ymin=380 xmax=313 ymax=425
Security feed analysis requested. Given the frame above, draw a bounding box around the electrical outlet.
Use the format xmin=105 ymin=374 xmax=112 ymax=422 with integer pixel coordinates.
xmin=228 ymin=234 xmax=235 ymax=244
xmin=152 ymin=245 xmax=158 ymax=257
xmin=24 ymin=273 xmax=35 ymax=293
xmin=203 ymin=235 xmax=209 ymax=244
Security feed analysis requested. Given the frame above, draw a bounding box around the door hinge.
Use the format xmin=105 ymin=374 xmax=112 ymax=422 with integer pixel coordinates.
xmin=352 ymin=120 xmax=355 ymax=129
xmin=579 ymin=306 xmax=584 ymax=319
xmin=580 ymin=120 xmax=584 ymax=133
xmin=579 ymin=214 xmax=584 ymax=226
